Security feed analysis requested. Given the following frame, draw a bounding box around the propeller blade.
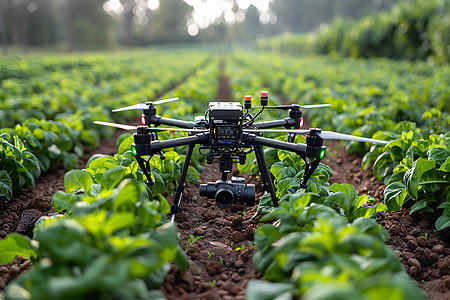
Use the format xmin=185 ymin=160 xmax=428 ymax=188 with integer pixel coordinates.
xmin=152 ymin=97 xmax=179 ymax=105
xmin=299 ymin=104 xmax=331 ymax=109
xmin=94 ymin=121 xmax=207 ymax=133
xmin=112 ymin=104 xmax=148 ymax=112
xmin=112 ymin=97 xmax=179 ymax=112
xmin=93 ymin=121 xmax=137 ymax=130
xmin=317 ymin=131 xmax=389 ymax=144
xmin=245 ymin=128 xmax=389 ymax=145
xmin=254 ymin=104 xmax=330 ymax=110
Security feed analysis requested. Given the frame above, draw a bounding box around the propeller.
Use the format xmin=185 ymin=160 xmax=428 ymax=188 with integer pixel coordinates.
xmin=93 ymin=121 xmax=206 ymax=132
xmin=246 ymin=128 xmax=389 ymax=145
xmin=253 ymin=104 xmax=331 ymax=110
xmin=112 ymin=97 xmax=180 ymax=112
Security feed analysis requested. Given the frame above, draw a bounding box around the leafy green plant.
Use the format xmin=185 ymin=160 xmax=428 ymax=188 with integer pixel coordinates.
xmin=384 ymin=155 xmax=450 ymax=230
xmin=0 ymin=133 xmax=40 ymax=199
xmin=324 ymin=183 xmax=387 ymax=222
xmin=186 ymin=234 xmax=203 ymax=252
xmin=0 ymin=178 xmax=188 ymax=299
xmin=249 ymin=193 xmax=426 ymax=300
xmin=235 ymin=243 xmax=245 ymax=252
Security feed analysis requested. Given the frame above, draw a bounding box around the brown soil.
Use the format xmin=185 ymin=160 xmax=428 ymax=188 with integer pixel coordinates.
xmin=160 ymin=165 xmax=263 ymax=300
xmin=218 ymin=62 xmax=233 ymax=102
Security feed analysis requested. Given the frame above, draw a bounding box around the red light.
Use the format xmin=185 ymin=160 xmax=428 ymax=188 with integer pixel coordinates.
xmin=141 ymin=114 xmax=146 ymax=125
xmin=299 ymin=118 xmax=304 ymax=128
xmin=261 ymin=91 xmax=268 ymax=98
xmin=244 ymin=95 xmax=252 ymax=101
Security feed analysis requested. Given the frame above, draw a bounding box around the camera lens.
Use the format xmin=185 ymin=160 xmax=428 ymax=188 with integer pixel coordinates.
xmin=243 ymin=184 xmax=255 ymax=206
xmin=215 ymin=187 xmax=234 ymax=208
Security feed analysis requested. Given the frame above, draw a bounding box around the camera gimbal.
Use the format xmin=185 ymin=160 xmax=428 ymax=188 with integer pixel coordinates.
xmin=95 ymin=92 xmax=388 ymax=222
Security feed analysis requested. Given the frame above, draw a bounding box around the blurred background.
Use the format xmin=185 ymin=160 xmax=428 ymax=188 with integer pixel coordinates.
xmin=0 ymin=0 xmax=398 ymax=50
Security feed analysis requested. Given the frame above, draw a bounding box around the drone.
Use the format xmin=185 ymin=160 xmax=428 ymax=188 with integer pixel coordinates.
xmin=94 ymin=92 xmax=388 ymax=222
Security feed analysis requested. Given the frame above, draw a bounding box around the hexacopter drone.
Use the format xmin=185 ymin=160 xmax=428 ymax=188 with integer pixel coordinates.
xmin=95 ymin=92 xmax=388 ymax=222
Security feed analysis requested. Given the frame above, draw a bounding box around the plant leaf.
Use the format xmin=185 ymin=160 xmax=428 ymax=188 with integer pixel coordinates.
xmin=384 ymin=182 xmax=409 ymax=211
xmin=0 ymin=233 xmax=37 ymax=264
xmin=64 ymin=169 xmax=94 ymax=195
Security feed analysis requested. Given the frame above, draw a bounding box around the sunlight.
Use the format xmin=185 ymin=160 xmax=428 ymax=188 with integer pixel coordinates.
xmin=183 ymin=0 xmax=275 ymax=36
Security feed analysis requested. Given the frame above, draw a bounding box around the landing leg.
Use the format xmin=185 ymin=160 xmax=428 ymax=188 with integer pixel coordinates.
xmin=170 ymin=144 xmax=195 ymax=222
xmin=254 ymin=144 xmax=279 ymax=207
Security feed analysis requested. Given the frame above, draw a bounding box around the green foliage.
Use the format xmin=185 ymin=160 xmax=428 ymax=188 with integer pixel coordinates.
xmin=250 ymin=195 xmax=426 ymax=300
xmin=384 ymin=153 xmax=450 ymax=230
xmin=0 ymin=49 xmax=210 ymax=199
xmin=1 ymin=176 xmax=188 ymax=299
xmin=262 ymin=0 xmax=450 ymax=62
xmin=185 ymin=234 xmax=203 ymax=252
xmin=325 ymin=183 xmax=387 ymax=222
xmin=363 ymin=129 xmax=450 ymax=230
xmin=0 ymin=133 xmax=40 ymax=199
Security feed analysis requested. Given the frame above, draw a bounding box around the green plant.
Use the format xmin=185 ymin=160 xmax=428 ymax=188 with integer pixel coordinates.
xmin=382 ymin=137 xmax=450 ymax=230
xmin=0 ymin=133 xmax=40 ymax=199
xmin=235 ymin=243 xmax=246 ymax=252
xmin=208 ymin=252 xmax=214 ymax=259
xmin=219 ymin=256 xmax=224 ymax=264
xmin=249 ymin=193 xmax=426 ymax=300
xmin=324 ymin=183 xmax=387 ymax=222
xmin=186 ymin=234 xmax=203 ymax=252
xmin=0 ymin=178 xmax=188 ymax=299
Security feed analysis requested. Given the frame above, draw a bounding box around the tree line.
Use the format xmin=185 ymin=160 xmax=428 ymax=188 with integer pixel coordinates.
xmin=0 ymin=0 xmax=398 ymax=51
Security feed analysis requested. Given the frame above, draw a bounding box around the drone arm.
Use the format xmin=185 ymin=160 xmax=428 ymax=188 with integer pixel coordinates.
xmin=148 ymin=115 xmax=196 ymax=129
xmin=252 ymin=118 xmax=295 ymax=130
xmin=148 ymin=133 xmax=209 ymax=154
xmin=246 ymin=133 xmax=326 ymax=189
xmin=246 ymin=134 xmax=307 ymax=156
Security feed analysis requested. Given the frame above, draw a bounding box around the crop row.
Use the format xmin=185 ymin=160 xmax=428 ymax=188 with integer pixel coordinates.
xmin=1 ymin=49 xmax=448 ymax=299
xmin=0 ymin=54 xmax=224 ymax=298
xmin=219 ymin=54 xmax=446 ymax=297
xmin=231 ymin=51 xmax=450 ymax=230
xmin=0 ymin=49 xmax=212 ymax=200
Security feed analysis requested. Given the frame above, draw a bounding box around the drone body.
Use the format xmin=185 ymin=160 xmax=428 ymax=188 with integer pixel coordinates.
xmin=94 ymin=92 xmax=387 ymax=222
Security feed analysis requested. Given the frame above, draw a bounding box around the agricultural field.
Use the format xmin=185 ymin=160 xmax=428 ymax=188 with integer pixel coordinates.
xmin=0 ymin=47 xmax=449 ymax=300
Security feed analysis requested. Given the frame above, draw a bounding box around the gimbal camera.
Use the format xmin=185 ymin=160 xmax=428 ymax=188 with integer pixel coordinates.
xmin=95 ymin=92 xmax=388 ymax=222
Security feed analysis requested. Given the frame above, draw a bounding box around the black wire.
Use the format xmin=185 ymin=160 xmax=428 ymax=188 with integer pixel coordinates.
xmin=244 ymin=106 xmax=264 ymax=126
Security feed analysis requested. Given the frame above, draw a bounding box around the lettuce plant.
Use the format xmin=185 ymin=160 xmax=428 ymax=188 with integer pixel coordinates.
xmin=248 ymin=194 xmax=426 ymax=300
xmin=0 ymin=133 xmax=40 ymax=199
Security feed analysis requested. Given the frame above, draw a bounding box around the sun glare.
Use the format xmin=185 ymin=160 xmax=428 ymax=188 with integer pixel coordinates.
xmin=183 ymin=0 xmax=275 ymax=36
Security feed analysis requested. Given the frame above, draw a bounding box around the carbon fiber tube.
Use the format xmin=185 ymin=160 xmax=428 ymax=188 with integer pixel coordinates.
xmin=148 ymin=115 xmax=196 ymax=128
xmin=149 ymin=133 xmax=209 ymax=154
xmin=248 ymin=134 xmax=307 ymax=155
xmin=252 ymin=118 xmax=296 ymax=129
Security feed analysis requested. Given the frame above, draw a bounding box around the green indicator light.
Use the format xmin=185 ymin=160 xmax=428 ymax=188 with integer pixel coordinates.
xmin=131 ymin=145 xmax=137 ymax=156
xmin=319 ymin=149 xmax=326 ymax=159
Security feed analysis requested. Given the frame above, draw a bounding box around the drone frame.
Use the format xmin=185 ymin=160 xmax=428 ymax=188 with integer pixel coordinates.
xmin=96 ymin=94 xmax=388 ymax=222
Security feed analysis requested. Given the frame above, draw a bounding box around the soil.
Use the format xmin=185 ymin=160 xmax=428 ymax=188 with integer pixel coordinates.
xmin=160 ymin=165 xmax=263 ymax=300
xmin=1 ymin=71 xmax=449 ymax=299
